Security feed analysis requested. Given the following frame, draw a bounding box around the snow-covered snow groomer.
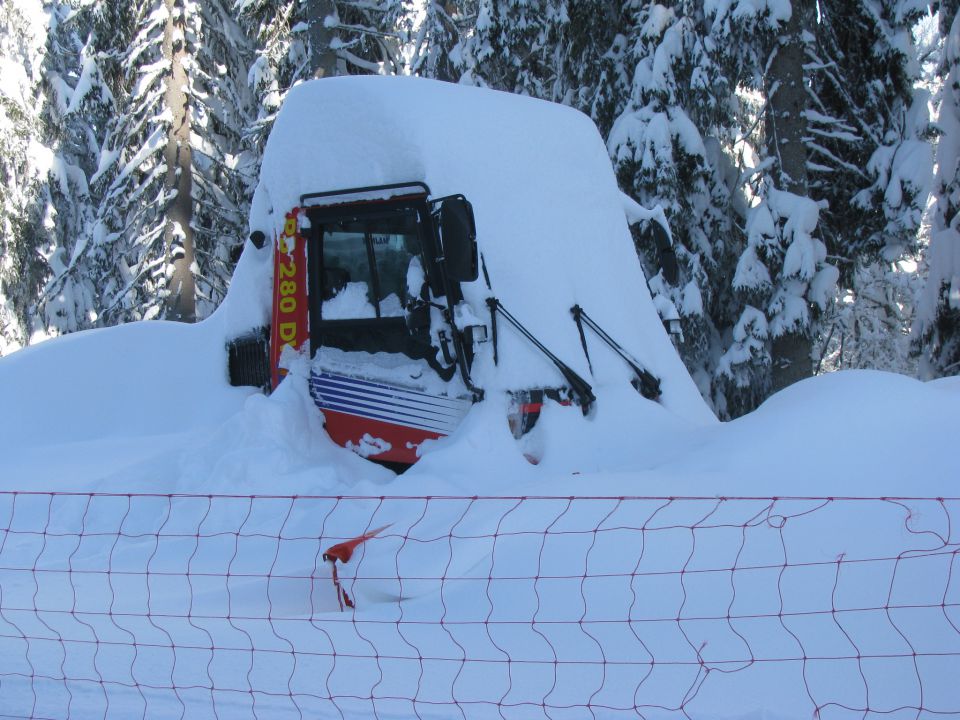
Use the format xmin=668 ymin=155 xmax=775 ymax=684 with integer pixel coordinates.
xmin=226 ymin=76 xmax=712 ymax=468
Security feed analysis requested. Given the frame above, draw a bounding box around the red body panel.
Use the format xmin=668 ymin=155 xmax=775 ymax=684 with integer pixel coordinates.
xmin=321 ymin=408 xmax=444 ymax=464
xmin=270 ymin=209 xmax=310 ymax=389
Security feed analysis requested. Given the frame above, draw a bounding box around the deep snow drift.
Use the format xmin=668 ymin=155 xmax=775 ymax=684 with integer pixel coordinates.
xmin=1 ymin=319 xmax=956 ymax=498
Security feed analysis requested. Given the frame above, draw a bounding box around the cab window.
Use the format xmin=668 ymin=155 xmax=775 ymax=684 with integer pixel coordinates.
xmin=320 ymin=210 xmax=422 ymax=320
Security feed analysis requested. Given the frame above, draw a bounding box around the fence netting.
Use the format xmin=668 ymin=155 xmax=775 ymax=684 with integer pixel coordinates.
xmin=0 ymin=492 xmax=957 ymax=719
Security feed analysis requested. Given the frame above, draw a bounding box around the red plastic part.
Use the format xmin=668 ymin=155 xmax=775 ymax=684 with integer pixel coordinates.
xmin=321 ymin=408 xmax=446 ymax=465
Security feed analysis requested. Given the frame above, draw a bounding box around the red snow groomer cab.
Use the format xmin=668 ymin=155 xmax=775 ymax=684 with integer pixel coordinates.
xmin=221 ymin=78 xmax=698 ymax=470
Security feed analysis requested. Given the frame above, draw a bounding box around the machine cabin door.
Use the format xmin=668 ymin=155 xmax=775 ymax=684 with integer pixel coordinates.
xmin=306 ymin=200 xmax=436 ymax=361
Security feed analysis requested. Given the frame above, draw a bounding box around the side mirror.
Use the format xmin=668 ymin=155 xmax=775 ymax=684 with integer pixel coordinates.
xmin=439 ymin=197 xmax=479 ymax=282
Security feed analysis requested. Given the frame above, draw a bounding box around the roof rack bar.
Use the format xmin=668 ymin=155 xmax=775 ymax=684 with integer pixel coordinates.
xmin=300 ymin=181 xmax=431 ymax=208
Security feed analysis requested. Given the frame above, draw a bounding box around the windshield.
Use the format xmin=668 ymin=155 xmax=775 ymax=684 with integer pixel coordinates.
xmin=320 ymin=209 xmax=422 ymax=320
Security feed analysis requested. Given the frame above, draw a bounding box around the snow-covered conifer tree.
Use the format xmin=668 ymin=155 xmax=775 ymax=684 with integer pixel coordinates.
xmin=80 ymin=0 xmax=174 ymax=325
xmin=705 ymin=0 xmax=838 ymax=412
xmin=39 ymin=0 xmax=254 ymax=329
xmin=407 ymin=0 xmax=473 ymax=81
xmin=37 ymin=3 xmax=124 ymax=336
xmin=33 ymin=0 xmax=177 ymax=327
xmin=916 ymin=7 xmax=960 ymax=377
xmin=608 ymin=2 xmax=744 ymax=414
xmin=456 ymin=0 xmax=569 ymax=97
xmin=807 ymin=0 xmax=931 ymax=375
xmin=239 ymin=0 xmax=408 ymax=153
xmin=558 ymin=0 xmax=629 ymax=134
xmin=456 ymin=0 xmax=632 ymax=133
xmin=179 ymin=0 xmax=256 ymax=319
xmin=0 ymin=0 xmax=49 ymax=353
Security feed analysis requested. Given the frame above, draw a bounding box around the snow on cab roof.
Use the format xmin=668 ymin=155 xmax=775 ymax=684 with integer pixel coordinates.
xmin=250 ymin=75 xmax=714 ymax=425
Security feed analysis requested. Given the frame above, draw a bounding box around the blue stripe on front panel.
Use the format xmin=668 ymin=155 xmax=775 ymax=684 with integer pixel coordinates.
xmin=308 ymin=372 xmax=470 ymax=434
xmin=312 ymin=372 xmax=471 ymax=412
xmin=318 ymin=372 xmax=460 ymax=402
xmin=316 ymin=374 xmax=466 ymax=413
xmin=314 ymin=389 xmax=451 ymax=430
xmin=314 ymin=382 xmax=467 ymax=421
xmin=310 ymin=384 xmax=447 ymax=432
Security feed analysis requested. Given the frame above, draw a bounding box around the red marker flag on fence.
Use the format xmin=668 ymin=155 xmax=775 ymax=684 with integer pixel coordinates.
xmin=323 ymin=523 xmax=391 ymax=609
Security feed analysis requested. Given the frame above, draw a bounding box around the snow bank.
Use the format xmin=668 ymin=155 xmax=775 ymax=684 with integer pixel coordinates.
xmin=3 ymin=317 xmax=954 ymax=499
xmin=0 ymin=319 xmax=247 ymax=449
xmin=0 ymin=317 xmax=254 ymax=490
xmin=663 ymin=370 xmax=960 ymax=497
xmin=392 ymin=368 xmax=959 ymax=498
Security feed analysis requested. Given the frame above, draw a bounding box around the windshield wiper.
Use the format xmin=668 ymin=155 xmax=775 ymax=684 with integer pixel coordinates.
xmin=486 ymin=298 xmax=595 ymax=412
xmin=571 ymin=304 xmax=661 ymax=401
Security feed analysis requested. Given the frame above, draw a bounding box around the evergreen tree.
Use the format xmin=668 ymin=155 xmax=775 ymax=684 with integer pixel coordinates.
xmin=408 ymin=0 xmax=473 ymax=81
xmin=239 ymin=0 xmax=408 ymax=153
xmin=706 ymin=0 xmax=838 ymax=413
xmin=916 ymin=6 xmax=960 ymax=377
xmin=455 ymin=0 xmax=630 ymax=133
xmin=179 ymin=0 xmax=256 ymax=319
xmin=38 ymin=0 xmax=254 ymax=331
xmin=82 ymin=0 xmax=172 ymax=324
xmin=558 ymin=0 xmax=629 ymax=135
xmin=164 ymin=0 xmax=197 ymax=321
xmin=30 ymin=0 xmax=175 ymax=328
xmin=36 ymin=2 xmax=124 ymax=336
xmin=456 ymin=0 xmax=569 ymax=97
xmin=807 ymin=0 xmax=931 ymax=376
xmin=762 ymin=0 xmax=821 ymax=393
xmin=0 ymin=0 xmax=49 ymax=354
xmin=608 ymin=2 xmax=745 ymax=414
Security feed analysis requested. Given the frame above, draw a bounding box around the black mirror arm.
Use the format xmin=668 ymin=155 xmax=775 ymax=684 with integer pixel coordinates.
xmin=487 ymin=297 xmax=499 ymax=365
xmin=426 ymin=203 xmax=483 ymax=401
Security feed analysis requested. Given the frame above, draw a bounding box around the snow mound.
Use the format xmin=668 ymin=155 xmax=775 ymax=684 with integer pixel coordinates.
xmin=0 ymin=319 xmax=246 ymax=449
xmin=661 ymin=370 xmax=960 ymax=497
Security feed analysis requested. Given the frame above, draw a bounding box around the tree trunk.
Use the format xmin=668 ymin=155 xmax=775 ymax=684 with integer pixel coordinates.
xmin=772 ymin=334 xmax=813 ymax=390
xmin=765 ymin=2 xmax=809 ymax=195
xmin=163 ymin=0 xmax=195 ymax=322
xmin=767 ymin=0 xmax=813 ymax=393
xmin=306 ymin=0 xmax=339 ymax=78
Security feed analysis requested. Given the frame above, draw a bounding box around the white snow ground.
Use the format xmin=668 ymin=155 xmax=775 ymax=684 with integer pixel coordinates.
xmin=1 ymin=312 xmax=957 ymax=720
xmin=2 ymin=325 xmax=956 ymax=498
xmin=0 ymin=77 xmax=957 ymax=719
